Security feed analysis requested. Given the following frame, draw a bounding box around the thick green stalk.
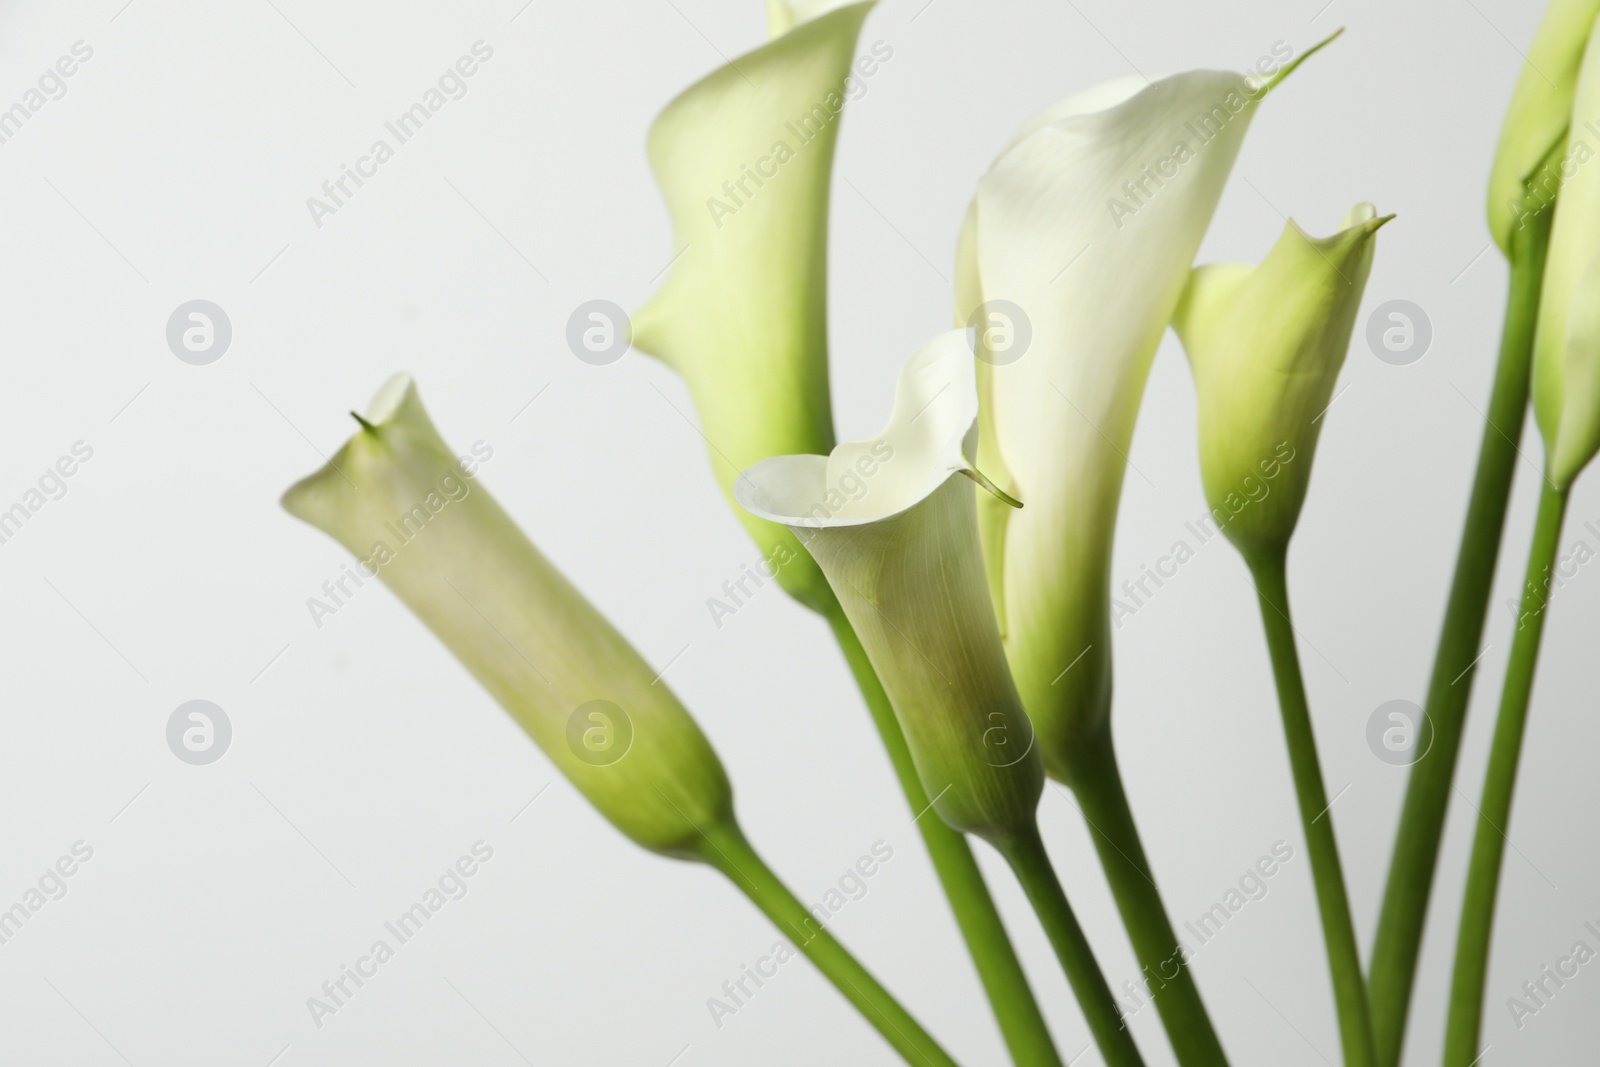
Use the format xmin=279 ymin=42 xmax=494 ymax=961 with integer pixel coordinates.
xmin=828 ymin=608 xmax=1064 ymax=1067
xmin=995 ymin=827 xmax=1147 ymax=1067
xmin=1368 ymin=208 xmax=1553 ymax=1067
xmin=1248 ymin=553 xmax=1378 ymax=1067
xmin=1066 ymin=729 xmax=1230 ymax=1067
xmin=697 ymin=819 xmax=961 ymax=1067
xmin=1442 ymin=482 xmax=1569 ymax=1065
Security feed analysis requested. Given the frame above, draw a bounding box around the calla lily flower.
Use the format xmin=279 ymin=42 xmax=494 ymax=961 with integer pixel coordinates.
xmin=957 ymin=52 xmax=1324 ymax=779
xmin=282 ymin=376 xmax=963 ymax=1067
xmin=1172 ymin=202 xmax=1389 ymax=561
xmin=282 ymin=374 xmax=732 ymax=857
xmin=736 ymin=331 xmax=1043 ymax=845
xmin=633 ymin=1 xmax=875 ymax=614
xmin=637 ymin=17 xmax=1065 ymax=1057
xmin=1486 ymin=0 xmax=1600 ymax=253
xmin=737 ymin=334 xmax=1151 ymax=1067
xmin=1534 ymin=23 xmax=1600 ymax=490
xmin=1173 ymin=207 xmax=1388 ymax=1067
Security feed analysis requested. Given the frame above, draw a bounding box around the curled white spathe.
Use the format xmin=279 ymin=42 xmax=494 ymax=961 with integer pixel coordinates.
xmin=735 ymin=330 xmax=988 ymax=528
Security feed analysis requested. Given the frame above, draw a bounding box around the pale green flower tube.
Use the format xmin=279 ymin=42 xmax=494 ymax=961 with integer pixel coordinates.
xmin=736 ymin=331 xmax=1041 ymax=844
xmin=736 ymin=332 xmax=1146 ymax=1067
xmin=1534 ymin=19 xmax=1600 ymax=490
xmin=1486 ymin=0 xmax=1600 ymax=253
xmin=633 ymin=0 xmax=875 ymax=613
xmin=1172 ymin=202 xmax=1389 ymax=560
xmin=282 ymin=374 xmax=731 ymax=856
xmin=280 ymin=375 xmax=961 ymax=1067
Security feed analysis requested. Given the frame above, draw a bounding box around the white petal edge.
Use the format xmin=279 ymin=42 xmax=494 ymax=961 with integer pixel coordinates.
xmin=735 ymin=330 xmax=979 ymax=528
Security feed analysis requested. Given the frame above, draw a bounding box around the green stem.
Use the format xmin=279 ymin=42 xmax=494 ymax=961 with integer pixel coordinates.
xmin=1248 ymin=552 xmax=1377 ymax=1067
xmin=1443 ymin=482 xmax=1568 ymax=1066
xmin=1067 ymin=729 xmax=1229 ymax=1067
xmin=828 ymin=608 xmax=1064 ymax=1067
xmin=697 ymin=819 xmax=961 ymax=1067
xmin=1367 ymin=208 xmax=1553 ymax=1067
xmin=996 ymin=827 xmax=1147 ymax=1067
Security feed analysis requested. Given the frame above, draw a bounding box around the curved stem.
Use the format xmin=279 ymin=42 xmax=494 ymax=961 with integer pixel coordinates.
xmin=1443 ymin=482 xmax=1568 ymax=1065
xmin=828 ymin=608 xmax=1064 ymax=1067
xmin=1367 ymin=209 xmax=1553 ymax=1067
xmin=697 ymin=819 xmax=961 ymax=1067
xmin=996 ymin=827 xmax=1147 ymax=1067
xmin=1067 ymin=729 xmax=1230 ymax=1067
xmin=1248 ymin=552 xmax=1377 ymax=1067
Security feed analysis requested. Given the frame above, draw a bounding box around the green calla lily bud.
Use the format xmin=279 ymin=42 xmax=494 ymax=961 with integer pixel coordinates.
xmin=1172 ymin=203 xmax=1389 ymax=561
xmin=735 ymin=331 xmax=1043 ymax=846
xmin=1534 ymin=25 xmax=1600 ymax=490
xmin=956 ymin=46 xmax=1335 ymax=780
xmin=633 ymin=2 xmax=875 ymax=614
xmin=282 ymin=375 xmax=732 ymax=858
xmin=1487 ymin=0 xmax=1600 ymax=254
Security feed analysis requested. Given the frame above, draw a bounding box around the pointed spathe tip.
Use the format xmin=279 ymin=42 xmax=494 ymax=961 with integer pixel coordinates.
xmin=1258 ymin=27 xmax=1344 ymax=99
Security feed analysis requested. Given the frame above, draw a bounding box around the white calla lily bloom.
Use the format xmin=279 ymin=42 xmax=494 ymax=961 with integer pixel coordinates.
xmin=737 ymin=331 xmax=1042 ymax=844
xmin=959 ymin=57 xmax=1317 ymax=779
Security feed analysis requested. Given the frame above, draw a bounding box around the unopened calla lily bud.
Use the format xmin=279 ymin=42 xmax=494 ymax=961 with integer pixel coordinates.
xmin=957 ymin=42 xmax=1335 ymax=779
xmin=735 ymin=332 xmax=1043 ymax=846
xmin=1534 ymin=25 xmax=1600 ymax=490
xmin=1487 ymin=0 xmax=1600 ymax=253
xmin=282 ymin=375 xmax=732 ymax=857
xmin=634 ymin=1 xmax=876 ymax=614
xmin=1172 ymin=203 xmax=1388 ymax=561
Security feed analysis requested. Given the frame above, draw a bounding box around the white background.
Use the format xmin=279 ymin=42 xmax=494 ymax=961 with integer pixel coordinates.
xmin=0 ymin=0 xmax=1594 ymax=1064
